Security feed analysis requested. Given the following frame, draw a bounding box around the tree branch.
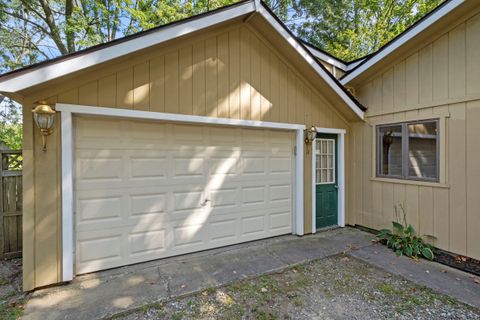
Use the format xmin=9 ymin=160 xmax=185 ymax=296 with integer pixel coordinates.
xmin=37 ymin=0 xmax=68 ymax=54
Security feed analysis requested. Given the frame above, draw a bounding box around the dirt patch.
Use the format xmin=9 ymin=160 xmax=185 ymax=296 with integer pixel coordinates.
xmin=115 ymin=254 xmax=480 ymax=320
xmin=0 ymin=258 xmax=26 ymax=320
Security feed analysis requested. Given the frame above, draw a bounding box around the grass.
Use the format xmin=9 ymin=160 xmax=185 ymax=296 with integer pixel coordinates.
xmin=0 ymin=277 xmax=9 ymax=286
xmin=0 ymin=267 xmax=24 ymax=320
xmin=0 ymin=303 xmax=23 ymax=320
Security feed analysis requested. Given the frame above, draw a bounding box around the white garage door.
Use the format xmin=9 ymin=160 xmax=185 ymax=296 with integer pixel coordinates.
xmin=74 ymin=116 xmax=294 ymax=274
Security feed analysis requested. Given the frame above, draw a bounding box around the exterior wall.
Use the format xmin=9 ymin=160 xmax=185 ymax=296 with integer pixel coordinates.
xmin=22 ymin=22 xmax=352 ymax=290
xmin=350 ymin=10 xmax=480 ymax=260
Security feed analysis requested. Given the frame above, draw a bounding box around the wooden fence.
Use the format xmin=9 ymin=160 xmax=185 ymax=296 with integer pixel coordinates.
xmin=0 ymin=150 xmax=22 ymax=258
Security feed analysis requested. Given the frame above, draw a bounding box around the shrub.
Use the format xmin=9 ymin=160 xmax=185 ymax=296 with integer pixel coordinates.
xmin=376 ymin=204 xmax=434 ymax=260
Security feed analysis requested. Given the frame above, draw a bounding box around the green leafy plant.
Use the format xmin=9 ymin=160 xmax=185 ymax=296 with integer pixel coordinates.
xmin=377 ymin=204 xmax=434 ymax=260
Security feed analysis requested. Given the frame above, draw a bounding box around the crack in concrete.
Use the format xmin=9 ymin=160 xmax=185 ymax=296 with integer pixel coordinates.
xmin=157 ymin=266 xmax=172 ymax=299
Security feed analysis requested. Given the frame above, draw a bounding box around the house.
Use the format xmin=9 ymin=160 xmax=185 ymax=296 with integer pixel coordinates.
xmin=0 ymin=0 xmax=477 ymax=291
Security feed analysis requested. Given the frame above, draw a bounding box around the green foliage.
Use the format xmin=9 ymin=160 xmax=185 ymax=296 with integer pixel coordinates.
xmin=293 ymin=0 xmax=444 ymax=61
xmin=376 ymin=204 xmax=434 ymax=260
xmin=0 ymin=98 xmax=22 ymax=150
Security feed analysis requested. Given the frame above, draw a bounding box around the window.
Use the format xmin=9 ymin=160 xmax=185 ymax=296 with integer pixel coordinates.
xmin=377 ymin=119 xmax=439 ymax=181
xmin=316 ymin=138 xmax=335 ymax=184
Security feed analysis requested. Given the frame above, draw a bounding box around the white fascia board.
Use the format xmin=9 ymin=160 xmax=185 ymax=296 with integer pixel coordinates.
xmin=255 ymin=5 xmax=364 ymax=120
xmin=342 ymin=0 xmax=465 ymax=84
xmin=346 ymin=59 xmax=366 ymax=71
xmin=304 ymin=44 xmax=348 ymax=71
xmin=0 ymin=1 xmax=255 ymax=93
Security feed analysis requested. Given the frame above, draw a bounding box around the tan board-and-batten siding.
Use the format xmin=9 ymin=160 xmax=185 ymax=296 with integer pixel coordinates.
xmin=350 ymin=9 xmax=480 ymax=260
xmin=22 ymin=22 xmax=352 ymax=290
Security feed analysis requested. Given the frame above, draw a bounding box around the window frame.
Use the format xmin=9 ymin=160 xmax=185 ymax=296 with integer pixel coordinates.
xmin=376 ymin=119 xmax=440 ymax=182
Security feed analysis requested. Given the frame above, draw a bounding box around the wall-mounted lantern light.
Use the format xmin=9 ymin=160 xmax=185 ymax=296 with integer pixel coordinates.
xmin=304 ymin=126 xmax=317 ymax=154
xmin=32 ymin=101 xmax=56 ymax=152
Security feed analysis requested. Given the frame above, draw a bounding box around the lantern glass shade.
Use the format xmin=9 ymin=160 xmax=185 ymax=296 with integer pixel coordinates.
xmin=32 ymin=102 xmax=55 ymax=132
xmin=33 ymin=112 xmax=55 ymax=130
xmin=308 ymin=126 xmax=317 ymax=142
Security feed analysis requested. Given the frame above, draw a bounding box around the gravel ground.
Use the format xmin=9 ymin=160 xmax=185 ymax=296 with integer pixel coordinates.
xmin=115 ymin=254 xmax=480 ymax=320
xmin=0 ymin=258 xmax=26 ymax=320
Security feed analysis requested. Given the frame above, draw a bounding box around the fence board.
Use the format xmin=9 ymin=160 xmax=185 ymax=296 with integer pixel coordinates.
xmin=0 ymin=150 xmax=22 ymax=258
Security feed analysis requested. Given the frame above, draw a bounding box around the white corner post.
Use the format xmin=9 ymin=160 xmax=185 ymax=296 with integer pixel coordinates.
xmin=295 ymin=128 xmax=304 ymax=236
xmin=311 ymin=127 xmax=346 ymax=234
xmin=61 ymin=110 xmax=74 ymax=282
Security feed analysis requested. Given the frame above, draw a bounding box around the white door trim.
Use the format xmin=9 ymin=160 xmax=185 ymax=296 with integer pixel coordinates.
xmin=311 ymin=127 xmax=346 ymax=234
xmin=57 ymin=103 xmax=305 ymax=282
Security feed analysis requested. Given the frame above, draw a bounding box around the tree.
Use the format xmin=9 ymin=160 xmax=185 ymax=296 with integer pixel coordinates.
xmin=293 ymin=0 xmax=444 ymax=61
xmin=0 ymin=97 xmax=22 ymax=150
xmin=0 ymin=0 xmax=261 ymax=74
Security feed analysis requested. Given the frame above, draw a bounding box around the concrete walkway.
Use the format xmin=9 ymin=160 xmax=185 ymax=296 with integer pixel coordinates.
xmin=22 ymin=227 xmax=480 ymax=320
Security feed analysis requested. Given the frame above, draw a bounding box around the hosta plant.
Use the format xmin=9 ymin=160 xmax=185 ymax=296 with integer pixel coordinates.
xmin=377 ymin=204 xmax=435 ymax=260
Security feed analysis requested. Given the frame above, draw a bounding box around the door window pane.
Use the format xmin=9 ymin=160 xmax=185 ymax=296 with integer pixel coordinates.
xmin=378 ymin=125 xmax=402 ymax=176
xmin=316 ymin=139 xmax=335 ymax=184
xmin=408 ymin=121 xmax=438 ymax=179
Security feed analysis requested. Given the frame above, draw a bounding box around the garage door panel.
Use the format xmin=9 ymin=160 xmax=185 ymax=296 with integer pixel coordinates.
xmin=209 ymin=156 xmax=240 ymax=176
xmin=129 ymin=229 xmax=167 ymax=256
xmin=76 ymin=157 xmax=123 ymax=182
xmin=173 ymin=157 xmax=205 ymax=177
xmin=270 ymin=211 xmax=292 ymax=231
xmin=130 ymin=193 xmax=167 ymax=215
xmin=74 ymin=117 xmax=294 ymax=274
xmin=130 ymin=157 xmax=167 ymax=179
xmin=241 ymin=215 xmax=266 ymax=235
xmin=270 ymin=157 xmax=292 ymax=173
xmin=242 ymin=186 xmax=266 ymax=206
xmin=78 ymin=235 xmax=122 ymax=263
xmin=208 ymin=219 xmax=238 ymax=242
xmin=209 ymin=188 xmax=238 ymax=208
xmin=172 ymin=224 xmax=206 ymax=247
xmin=76 ymin=195 xmax=123 ymax=224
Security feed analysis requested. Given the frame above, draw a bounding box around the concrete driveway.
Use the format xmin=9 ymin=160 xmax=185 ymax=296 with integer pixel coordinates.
xmin=22 ymin=227 xmax=480 ymax=320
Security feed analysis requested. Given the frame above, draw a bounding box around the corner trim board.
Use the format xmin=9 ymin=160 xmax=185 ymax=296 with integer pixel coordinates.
xmin=57 ymin=103 xmax=305 ymax=280
xmin=61 ymin=110 xmax=74 ymax=282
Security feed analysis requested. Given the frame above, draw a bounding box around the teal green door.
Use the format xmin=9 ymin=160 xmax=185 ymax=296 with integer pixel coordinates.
xmin=315 ymin=134 xmax=338 ymax=229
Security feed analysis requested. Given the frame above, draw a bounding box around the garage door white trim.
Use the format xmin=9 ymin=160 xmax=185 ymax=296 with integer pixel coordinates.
xmin=57 ymin=103 xmax=305 ymax=282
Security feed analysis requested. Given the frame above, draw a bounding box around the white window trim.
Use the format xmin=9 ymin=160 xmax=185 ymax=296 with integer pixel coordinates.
xmin=311 ymin=127 xmax=346 ymax=234
xmin=57 ymin=103 xmax=305 ymax=282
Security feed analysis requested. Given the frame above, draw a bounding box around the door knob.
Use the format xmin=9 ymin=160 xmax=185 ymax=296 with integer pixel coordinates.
xmin=334 ymin=185 xmax=338 ymax=189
